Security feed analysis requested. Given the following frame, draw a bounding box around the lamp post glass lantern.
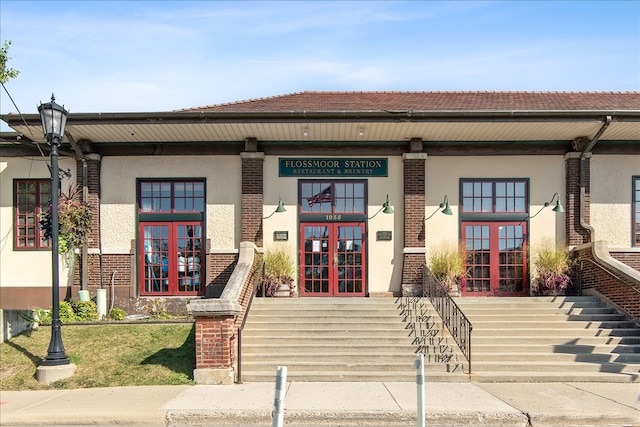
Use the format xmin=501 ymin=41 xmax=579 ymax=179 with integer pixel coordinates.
xmin=38 ymin=94 xmax=70 ymax=366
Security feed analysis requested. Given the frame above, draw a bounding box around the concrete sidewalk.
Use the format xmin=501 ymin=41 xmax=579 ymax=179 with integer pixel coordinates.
xmin=1 ymin=381 xmax=638 ymax=426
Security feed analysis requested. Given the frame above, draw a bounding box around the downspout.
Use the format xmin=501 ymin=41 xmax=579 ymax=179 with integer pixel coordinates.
xmin=81 ymin=159 xmax=88 ymax=291
xmin=580 ymin=115 xmax=612 ymax=242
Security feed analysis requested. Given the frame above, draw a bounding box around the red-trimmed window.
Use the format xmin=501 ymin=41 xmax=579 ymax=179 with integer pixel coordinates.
xmin=14 ymin=179 xmax=51 ymax=250
xmin=138 ymin=180 xmax=205 ymax=296
xmin=634 ymin=176 xmax=640 ymax=247
xmin=300 ymin=181 xmax=366 ymax=215
xmin=461 ymin=180 xmax=527 ymax=214
xmin=140 ymin=181 xmax=204 ymax=213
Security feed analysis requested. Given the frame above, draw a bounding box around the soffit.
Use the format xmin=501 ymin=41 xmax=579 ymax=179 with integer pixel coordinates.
xmin=4 ymin=119 xmax=638 ymax=145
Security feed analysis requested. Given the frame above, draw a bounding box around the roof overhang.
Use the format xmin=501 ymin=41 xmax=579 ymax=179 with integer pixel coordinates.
xmin=1 ymin=110 xmax=639 ymax=156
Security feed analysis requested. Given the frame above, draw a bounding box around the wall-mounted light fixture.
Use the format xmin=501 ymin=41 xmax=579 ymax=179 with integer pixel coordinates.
xmin=358 ymin=127 xmax=364 ymax=137
xmin=369 ymin=194 xmax=394 ymax=219
xmin=264 ymin=195 xmax=286 ymax=219
xmin=302 ymin=126 xmax=309 ymax=138
xmin=522 ymin=192 xmax=564 ymax=222
xmin=425 ymin=195 xmax=453 ymax=221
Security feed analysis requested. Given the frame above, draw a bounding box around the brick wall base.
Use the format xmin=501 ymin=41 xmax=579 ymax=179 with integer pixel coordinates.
xmin=573 ymin=244 xmax=640 ymax=321
xmin=401 ymin=253 xmax=425 ymax=296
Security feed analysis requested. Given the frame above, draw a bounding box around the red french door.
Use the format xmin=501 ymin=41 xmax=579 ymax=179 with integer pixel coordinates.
xmin=140 ymin=222 xmax=203 ymax=296
xmin=462 ymin=222 xmax=528 ymax=296
xmin=300 ymin=223 xmax=366 ymax=297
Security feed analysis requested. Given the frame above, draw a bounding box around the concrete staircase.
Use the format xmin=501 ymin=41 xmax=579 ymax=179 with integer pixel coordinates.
xmin=454 ymin=296 xmax=640 ymax=383
xmin=239 ymin=297 xmax=466 ymax=382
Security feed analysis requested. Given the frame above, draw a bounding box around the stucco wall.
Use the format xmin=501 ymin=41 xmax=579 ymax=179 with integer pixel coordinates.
xmin=425 ymin=155 xmax=567 ymax=255
xmin=0 ymin=156 xmax=77 ymax=288
xmin=100 ymin=156 xmax=241 ymax=254
xmin=590 ymin=155 xmax=638 ymax=248
xmin=262 ymin=156 xmax=404 ymax=294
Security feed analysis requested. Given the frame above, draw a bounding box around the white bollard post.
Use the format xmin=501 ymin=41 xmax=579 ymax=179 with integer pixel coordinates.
xmin=96 ymin=288 xmax=107 ymax=320
xmin=416 ymin=354 xmax=425 ymax=427
xmin=272 ymin=366 xmax=288 ymax=427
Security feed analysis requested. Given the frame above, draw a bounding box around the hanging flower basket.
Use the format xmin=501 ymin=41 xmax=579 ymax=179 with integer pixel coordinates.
xmin=40 ymin=185 xmax=92 ymax=255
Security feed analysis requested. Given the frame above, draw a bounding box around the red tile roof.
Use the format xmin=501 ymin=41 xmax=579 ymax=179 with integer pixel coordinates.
xmin=183 ymin=91 xmax=640 ymax=113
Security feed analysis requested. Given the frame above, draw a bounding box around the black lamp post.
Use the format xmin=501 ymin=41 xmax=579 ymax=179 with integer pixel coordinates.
xmin=38 ymin=94 xmax=70 ymax=367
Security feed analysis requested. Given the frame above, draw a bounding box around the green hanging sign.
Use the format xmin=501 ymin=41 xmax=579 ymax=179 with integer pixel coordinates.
xmin=279 ymin=158 xmax=388 ymax=177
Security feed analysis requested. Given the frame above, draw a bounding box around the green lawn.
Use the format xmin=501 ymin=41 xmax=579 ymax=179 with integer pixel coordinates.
xmin=0 ymin=323 xmax=195 ymax=390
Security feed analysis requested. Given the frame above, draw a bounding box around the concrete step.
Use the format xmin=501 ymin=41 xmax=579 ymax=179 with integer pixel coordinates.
xmin=471 ymin=327 xmax=640 ymax=337
xmin=459 ymin=313 xmax=629 ymax=322
xmin=473 ymin=343 xmax=640 ymax=354
xmin=470 ymin=371 xmax=640 ymax=383
xmin=471 ymin=351 xmax=640 ymax=363
xmin=468 ymin=320 xmax=638 ymax=330
xmin=471 ymin=335 xmax=640 ymax=345
xmin=471 ymin=360 xmax=639 ymax=374
xmin=242 ymin=329 xmax=420 ymax=338
xmin=241 ymin=357 xmax=457 ymax=371
xmin=241 ymin=297 xmax=464 ymax=382
xmin=452 ymin=295 xmax=640 ymax=382
xmin=242 ymin=340 xmax=420 ymax=356
xmin=240 ymin=371 xmax=469 ymax=383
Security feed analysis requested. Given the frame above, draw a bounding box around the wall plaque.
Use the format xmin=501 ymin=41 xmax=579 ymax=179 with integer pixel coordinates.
xmin=376 ymin=231 xmax=392 ymax=241
xmin=273 ymin=231 xmax=289 ymax=241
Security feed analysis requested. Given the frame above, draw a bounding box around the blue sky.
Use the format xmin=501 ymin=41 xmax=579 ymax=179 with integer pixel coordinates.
xmin=1 ymin=0 xmax=639 ymax=123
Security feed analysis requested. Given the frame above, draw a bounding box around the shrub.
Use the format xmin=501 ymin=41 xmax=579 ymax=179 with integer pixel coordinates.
xmin=108 ymin=307 xmax=127 ymax=321
xmin=146 ymin=298 xmax=172 ymax=320
xmin=73 ymin=300 xmax=98 ymax=321
xmin=59 ymin=301 xmax=76 ymax=323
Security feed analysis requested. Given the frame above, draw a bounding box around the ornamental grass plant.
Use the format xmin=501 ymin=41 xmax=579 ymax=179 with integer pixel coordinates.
xmin=262 ymin=246 xmax=296 ymax=296
xmin=531 ymin=242 xmax=573 ymax=295
xmin=427 ymin=243 xmax=467 ymax=294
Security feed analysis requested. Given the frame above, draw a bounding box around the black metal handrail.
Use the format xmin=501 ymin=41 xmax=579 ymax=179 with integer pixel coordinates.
xmin=236 ymin=260 xmax=265 ymax=384
xmin=422 ymin=265 xmax=472 ymax=374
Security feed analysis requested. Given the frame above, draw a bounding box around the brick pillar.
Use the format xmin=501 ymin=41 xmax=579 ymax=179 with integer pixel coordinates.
xmin=193 ymin=315 xmax=236 ymax=384
xmin=241 ymin=147 xmax=264 ymax=247
xmin=401 ymin=151 xmax=427 ymax=296
xmin=75 ymin=154 xmax=102 ymax=291
xmin=565 ymin=152 xmax=591 ymax=246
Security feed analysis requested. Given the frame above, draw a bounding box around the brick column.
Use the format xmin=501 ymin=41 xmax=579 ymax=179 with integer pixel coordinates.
xmin=401 ymin=151 xmax=427 ymax=296
xmin=75 ymin=155 xmax=102 ymax=292
xmin=241 ymin=148 xmax=265 ymax=247
xmin=193 ymin=315 xmax=237 ymax=384
xmin=565 ymin=152 xmax=591 ymax=246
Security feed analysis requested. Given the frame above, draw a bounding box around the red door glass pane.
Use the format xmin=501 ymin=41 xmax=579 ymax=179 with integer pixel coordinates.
xmin=300 ymin=223 xmax=366 ymax=297
xmin=498 ymin=224 xmax=527 ymax=293
xmin=301 ymin=225 xmax=330 ymax=294
xmin=141 ymin=222 xmax=203 ymax=296
xmin=464 ymin=225 xmax=491 ymax=294
xmin=463 ymin=222 xmax=528 ymax=296
xmin=142 ymin=224 xmax=170 ymax=294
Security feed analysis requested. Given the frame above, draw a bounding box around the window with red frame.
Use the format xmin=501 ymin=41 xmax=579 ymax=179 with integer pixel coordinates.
xmin=15 ymin=179 xmax=51 ymax=250
xmin=138 ymin=180 xmax=205 ymax=296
